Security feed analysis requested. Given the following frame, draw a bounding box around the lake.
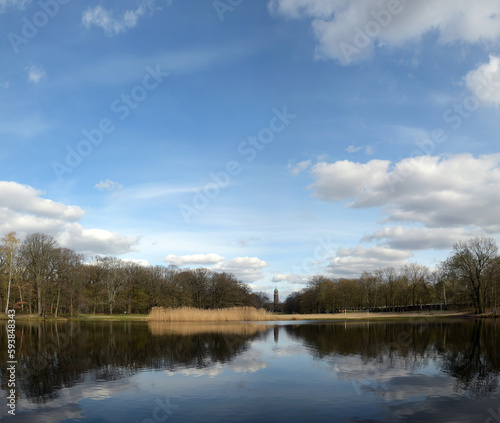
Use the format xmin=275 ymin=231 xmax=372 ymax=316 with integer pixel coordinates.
xmin=1 ymin=319 xmax=499 ymax=422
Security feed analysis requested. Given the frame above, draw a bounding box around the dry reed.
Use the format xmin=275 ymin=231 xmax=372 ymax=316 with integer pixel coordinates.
xmin=148 ymin=321 xmax=270 ymax=336
xmin=148 ymin=306 xmax=273 ymax=322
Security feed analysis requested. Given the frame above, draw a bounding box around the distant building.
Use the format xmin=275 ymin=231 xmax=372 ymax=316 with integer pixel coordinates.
xmin=274 ymin=287 xmax=279 ymax=311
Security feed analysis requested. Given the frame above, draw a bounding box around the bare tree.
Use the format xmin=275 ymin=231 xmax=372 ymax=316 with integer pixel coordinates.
xmin=51 ymin=248 xmax=84 ymax=317
xmin=0 ymin=232 xmax=20 ymax=313
xmin=95 ymin=256 xmax=125 ymax=315
xmin=360 ymin=271 xmax=381 ymax=310
xmin=444 ymin=236 xmax=498 ymax=314
xmin=123 ymin=262 xmax=146 ymax=314
xmin=21 ymin=233 xmax=57 ymax=317
xmin=402 ymin=263 xmax=429 ymax=307
xmin=383 ymin=266 xmax=398 ymax=310
xmin=188 ymin=268 xmax=212 ymax=308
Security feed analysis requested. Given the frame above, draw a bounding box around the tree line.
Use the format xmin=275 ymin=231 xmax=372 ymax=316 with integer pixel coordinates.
xmin=284 ymin=236 xmax=500 ymax=315
xmin=1 ymin=232 xmax=499 ymax=316
xmin=0 ymin=232 xmax=270 ymax=316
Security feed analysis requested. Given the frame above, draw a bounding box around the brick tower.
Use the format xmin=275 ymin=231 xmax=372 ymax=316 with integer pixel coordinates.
xmin=274 ymin=287 xmax=279 ymax=311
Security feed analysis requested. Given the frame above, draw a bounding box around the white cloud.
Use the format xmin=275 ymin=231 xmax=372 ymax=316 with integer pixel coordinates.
xmin=163 ymin=253 xmax=225 ymax=266
xmin=268 ymin=0 xmax=337 ymax=20
xmin=25 ymin=65 xmax=46 ymax=84
xmin=0 ymin=181 xmax=83 ymax=221
xmin=58 ymin=225 xmax=137 ymax=256
xmin=0 ymin=181 xmax=137 ymax=256
xmin=225 ymin=349 xmax=268 ymax=374
xmin=362 ymin=226 xmax=471 ymax=251
xmin=268 ymin=0 xmax=500 ymax=65
xmin=327 ymin=245 xmax=413 ymax=277
xmin=122 ymin=258 xmax=151 ymax=267
xmin=309 ymin=154 xmax=500 ymax=233
xmin=288 ymin=160 xmax=312 ymax=175
xmin=309 ymin=158 xmax=391 ymax=203
xmin=272 ymin=273 xmax=310 ymax=285
xmin=82 ymin=0 xmax=157 ymax=36
xmin=165 ymin=349 xmax=268 ymax=376
xmin=346 ymin=145 xmax=362 ymax=153
xmin=94 ymin=179 xmax=123 ymax=192
xmin=303 ymin=154 xmax=500 ymax=274
xmin=465 ymin=55 xmax=500 ymax=106
xmin=213 ymin=257 xmax=268 ymax=282
xmin=166 ymin=364 xmax=224 ymax=378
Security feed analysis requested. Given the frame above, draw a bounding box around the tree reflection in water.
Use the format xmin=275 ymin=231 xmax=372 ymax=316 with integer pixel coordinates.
xmin=0 ymin=321 xmax=269 ymax=404
xmin=0 ymin=319 xmax=498 ymax=406
xmin=285 ymin=319 xmax=500 ymax=398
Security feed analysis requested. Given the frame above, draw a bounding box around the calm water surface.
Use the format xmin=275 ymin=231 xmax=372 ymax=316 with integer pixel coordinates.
xmin=1 ymin=319 xmax=499 ymax=422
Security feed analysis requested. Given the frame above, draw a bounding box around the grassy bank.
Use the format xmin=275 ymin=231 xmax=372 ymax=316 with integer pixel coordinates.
xmin=276 ymin=310 xmax=475 ymax=320
xmin=0 ymin=313 xmax=149 ymax=321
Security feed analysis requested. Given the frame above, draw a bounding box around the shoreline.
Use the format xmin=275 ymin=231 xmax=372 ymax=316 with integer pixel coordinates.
xmin=1 ymin=309 xmax=495 ymax=322
xmin=274 ymin=310 xmax=480 ymax=321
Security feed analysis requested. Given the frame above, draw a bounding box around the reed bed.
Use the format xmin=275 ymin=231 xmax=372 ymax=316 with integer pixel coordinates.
xmin=148 ymin=306 xmax=274 ymax=322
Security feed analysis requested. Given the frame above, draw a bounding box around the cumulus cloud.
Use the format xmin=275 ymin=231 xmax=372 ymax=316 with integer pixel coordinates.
xmin=327 ymin=245 xmax=413 ymax=277
xmin=268 ymin=0 xmax=500 ymax=64
xmin=309 ymin=158 xmax=391 ymax=204
xmin=57 ymin=225 xmax=137 ymax=256
xmin=163 ymin=253 xmax=225 ymax=266
xmin=213 ymin=257 xmax=268 ymax=282
xmin=82 ymin=0 xmax=157 ymax=35
xmin=309 ymin=154 xmax=500 ymax=233
xmin=163 ymin=253 xmax=268 ymax=282
xmin=0 ymin=181 xmax=137 ymax=256
xmin=94 ymin=179 xmax=123 ymax=193
xmin=0 ymin=181 xmax=83 ymax=221
xmin=465 ymin=55 xmax=500 ymax=106
xmin=25 ymin=65 xmax=46 ymax=84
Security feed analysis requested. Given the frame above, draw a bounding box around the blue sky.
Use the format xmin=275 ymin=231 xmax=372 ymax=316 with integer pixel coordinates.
xmin=2 ymin=0 xmax=500 ymax=299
